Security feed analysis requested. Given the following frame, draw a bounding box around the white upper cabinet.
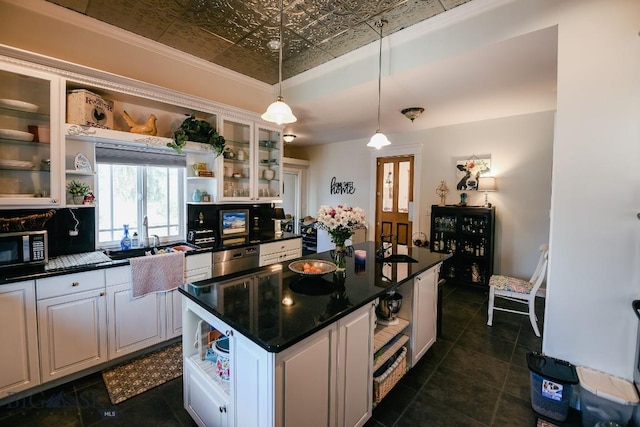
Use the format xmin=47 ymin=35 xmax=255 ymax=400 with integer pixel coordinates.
xmin=217 ymin=118 xmax=283 ymax=203
xmin=0 ymin=61 xmax=62 ymax=206
xmin=0 ymin=46 xmax=283 ymax=207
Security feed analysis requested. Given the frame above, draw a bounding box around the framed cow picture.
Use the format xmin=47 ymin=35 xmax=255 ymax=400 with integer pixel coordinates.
xmin=455 ymin=157 xmax=491 ymax=191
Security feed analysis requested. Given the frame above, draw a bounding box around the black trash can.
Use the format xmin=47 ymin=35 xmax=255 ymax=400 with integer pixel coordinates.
xmin=527 ymin=352 xmax=579 ymax=421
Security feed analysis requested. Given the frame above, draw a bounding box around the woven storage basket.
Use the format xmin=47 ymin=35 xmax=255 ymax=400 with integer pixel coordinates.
xmin=373 ymin=346 xmax=407 ymax=404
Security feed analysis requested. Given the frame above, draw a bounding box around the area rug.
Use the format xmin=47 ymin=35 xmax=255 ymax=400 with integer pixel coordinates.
xmin=102 ymin=342 xmax=182 ymax=404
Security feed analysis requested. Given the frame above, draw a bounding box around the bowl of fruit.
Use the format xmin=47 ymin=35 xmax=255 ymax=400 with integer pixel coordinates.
xmin=288 ymin=259 xmax=337 ymax=276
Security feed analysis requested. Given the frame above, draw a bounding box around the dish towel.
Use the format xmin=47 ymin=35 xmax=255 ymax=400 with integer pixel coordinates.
xmin=130 ymin=251 xmax=185 ymax=298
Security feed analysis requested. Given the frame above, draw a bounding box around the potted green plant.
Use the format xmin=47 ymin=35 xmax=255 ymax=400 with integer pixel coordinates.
xmin=168 ymin=114 xmax=226 ymax=155
xmin=66 ymin=180 xmax=91 ymax=204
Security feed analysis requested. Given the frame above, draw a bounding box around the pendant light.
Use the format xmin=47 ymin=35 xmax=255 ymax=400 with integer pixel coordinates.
xmin=262 ymin=0 xmax=297 ymax=125
xmin=367 ymin=20 xmax=391 ymax=149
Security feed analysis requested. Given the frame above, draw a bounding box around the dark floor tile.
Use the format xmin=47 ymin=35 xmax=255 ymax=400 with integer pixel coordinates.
xmin=439 ymin=314 xmax=470 ymax=342
xmin=77 ymin=380 xmax=117 ymax=426
xmin=400 ymin=339 xmax=453 ymax=391
xmin=370 ymin=382 xmax=417 ymax=427
xmin=92 ymin=390 xmax=181 ymax=427
xmin=512 ymin=343 xmax=540 ymax=367
xmin=492 ymin=392 xmax=538 ymax=426
xmin=420 ymin=366 xmax=501 ymax=425
xmin=504 ymin=364 xmax=532 ymax=401
xmin=468 ymin=310 xmax=521 ymax=343
xmin=457 ymin=328 xmax=516 ymax=362
xmin=440 ymin=345 xmax=510 ymax=389
xmin=395 ymin=394 xmax=485 ymax=427
xmin=73 ymin=372 xmax=105 ymax=392
xmin=518 ymin=325 xmax=544 ymax=349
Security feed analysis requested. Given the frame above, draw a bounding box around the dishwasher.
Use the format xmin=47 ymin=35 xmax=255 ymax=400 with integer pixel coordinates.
xmin=213 ymin=245 xmax=259 ymax=277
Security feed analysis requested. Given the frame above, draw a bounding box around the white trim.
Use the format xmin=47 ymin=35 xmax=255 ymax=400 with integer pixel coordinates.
xmin=283 ymin=157 xmax=310 ymax=167
xmin=369 ymin=142 xmax=423 ymax=243
xmin=3 ymin=0 xmax=272 ymax=93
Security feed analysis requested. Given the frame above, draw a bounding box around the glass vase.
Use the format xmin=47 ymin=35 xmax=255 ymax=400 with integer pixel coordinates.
xmin=332 ymin=245 xmax=346 ymax=271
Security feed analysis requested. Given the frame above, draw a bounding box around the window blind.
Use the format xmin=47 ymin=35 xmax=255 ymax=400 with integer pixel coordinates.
xmin=95 ymin=143 xmax=186 ymax=167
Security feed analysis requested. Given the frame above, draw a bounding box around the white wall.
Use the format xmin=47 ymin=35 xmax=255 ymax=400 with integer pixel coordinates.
xmin=542 ymin=0 xmax=640 ymax=378
xmin=298 ymin=111 xmax=554 ymax=279
xmin=296 ymin=0 xmax=640 ymax=380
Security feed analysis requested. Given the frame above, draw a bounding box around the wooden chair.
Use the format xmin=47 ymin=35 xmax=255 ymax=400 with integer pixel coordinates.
xmin=487 ymin=244 xmax=549 ymax=337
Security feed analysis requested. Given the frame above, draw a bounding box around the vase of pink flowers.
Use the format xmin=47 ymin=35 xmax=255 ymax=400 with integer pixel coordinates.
xmin=316 ymin=205 xmax=366 ymax=270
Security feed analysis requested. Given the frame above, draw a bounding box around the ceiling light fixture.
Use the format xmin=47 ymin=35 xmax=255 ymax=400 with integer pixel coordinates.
xmin=283 ymin=134 xmax=296 ymax=143
xmin=401 ymin=107 xmax=424 ymax=122
xmin=367 ymin=20 xmax=391 ymax=150
xmin=262 ymin=0 xmax=297 ymax=125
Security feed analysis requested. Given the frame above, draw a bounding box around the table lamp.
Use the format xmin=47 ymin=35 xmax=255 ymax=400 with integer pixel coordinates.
xmin=477 ymin=176 xmax=496 ymax=207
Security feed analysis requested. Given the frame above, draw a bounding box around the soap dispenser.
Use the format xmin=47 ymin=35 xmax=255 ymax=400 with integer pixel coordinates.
xmin=121 ymin=224 xmax=132 ymax=250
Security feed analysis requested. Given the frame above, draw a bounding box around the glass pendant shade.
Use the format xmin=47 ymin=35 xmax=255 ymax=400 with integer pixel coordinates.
xmin=262 ymin=96 xmax=297 ymax=125
xmin=367 ymin=130 xmax=391 ymax=149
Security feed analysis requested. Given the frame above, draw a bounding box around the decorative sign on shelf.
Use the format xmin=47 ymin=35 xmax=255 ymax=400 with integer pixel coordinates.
xmin=330 ymin=177 xmax=355 ymax=195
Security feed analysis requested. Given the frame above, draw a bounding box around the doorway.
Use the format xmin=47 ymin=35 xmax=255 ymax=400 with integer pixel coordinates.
xmin=375 ymin=156 xmax=414 ymax=253
xmin=282 ymin=168 xmax=301 ymax=234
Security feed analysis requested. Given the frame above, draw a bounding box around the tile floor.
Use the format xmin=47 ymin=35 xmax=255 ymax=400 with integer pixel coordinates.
xmin=0 ymin=283 xmax=576 ymax=426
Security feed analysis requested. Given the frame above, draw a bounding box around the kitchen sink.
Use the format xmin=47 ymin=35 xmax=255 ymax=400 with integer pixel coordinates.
xmin=104 ymin=242 xmax=199 ymax=260
xmin=379 ymin=254 xmax=418 ymax=263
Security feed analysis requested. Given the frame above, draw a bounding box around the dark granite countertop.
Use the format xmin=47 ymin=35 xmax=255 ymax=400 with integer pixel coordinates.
xmin=179 ymin=241 xmax=451 ymax=353
xmin=0 ymin=233 xmax=302 ymax=285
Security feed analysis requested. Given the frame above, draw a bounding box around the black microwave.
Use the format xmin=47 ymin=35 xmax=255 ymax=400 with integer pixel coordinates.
xmin=0 ymin=230 xmax=48 ymax=269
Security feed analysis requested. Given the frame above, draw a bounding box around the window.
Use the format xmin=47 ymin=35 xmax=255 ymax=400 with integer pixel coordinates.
xmin=96 ymin=145 xmax=185 ymax=246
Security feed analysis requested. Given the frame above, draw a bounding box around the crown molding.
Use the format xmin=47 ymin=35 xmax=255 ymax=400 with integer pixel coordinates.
xmin=3 ymin=0 xmax=272 ymax=93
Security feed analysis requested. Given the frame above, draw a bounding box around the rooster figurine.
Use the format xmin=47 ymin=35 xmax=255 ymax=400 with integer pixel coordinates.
xmin=121 ymin=111 xmax=157 ymax=136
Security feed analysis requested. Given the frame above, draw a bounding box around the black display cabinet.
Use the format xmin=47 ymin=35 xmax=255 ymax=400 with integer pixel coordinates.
xmin=300 ymin=219 xmax=317 ymax=255
xmin=430 ymin=205 xmax=495 ymax=288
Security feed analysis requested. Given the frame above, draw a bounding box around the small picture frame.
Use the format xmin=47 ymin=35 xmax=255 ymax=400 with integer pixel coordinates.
xmin=202 ymin=194 xmax=211 ymax=203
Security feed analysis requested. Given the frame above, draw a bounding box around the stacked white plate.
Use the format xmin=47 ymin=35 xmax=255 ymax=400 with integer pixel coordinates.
xmin=0 ymin=129 xmax=34 ymax=141
xmin=0 ymin=98 xmax=39 ymax=113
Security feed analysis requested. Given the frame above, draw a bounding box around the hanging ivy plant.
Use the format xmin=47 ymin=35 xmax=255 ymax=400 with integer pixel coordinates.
xmin=168 ymin=114 xmax=226 ymax=156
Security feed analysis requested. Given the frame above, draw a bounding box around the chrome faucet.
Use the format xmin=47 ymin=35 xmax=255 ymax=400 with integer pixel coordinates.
xmin=141 ymin=216 xmax=159 ymax=247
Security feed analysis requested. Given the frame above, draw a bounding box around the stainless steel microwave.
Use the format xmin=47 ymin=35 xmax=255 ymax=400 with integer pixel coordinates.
xmin=0 ymin=230 xmax=48 ymax=269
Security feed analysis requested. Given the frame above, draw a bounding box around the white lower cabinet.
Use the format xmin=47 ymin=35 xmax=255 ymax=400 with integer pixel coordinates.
xmin=106 ymin=266 xmax=166 ymax=360
xmin=36 ymin=270 xmax=107 ymax=382
xmin=275 ymin=324 xmax=338 ymax=427
xmin=184 ymin=356 xmax=229 ymax=427
xmin=336 ymin=303 xmax=375 ymax=427
xmin=0 ymin=281 xmax=40 ymax=398
xmin=259 ymin=238 xmax=302 ymax=266
xmin=183 ymin=295 xmax=374 ymax=427
xmin=410 ymin=265 xmax=440 ymax=366
xmin=169 ymin=253 xmax=213 ymax=338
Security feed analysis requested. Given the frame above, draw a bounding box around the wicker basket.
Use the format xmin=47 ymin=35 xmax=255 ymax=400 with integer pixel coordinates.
xmin=0 ymin=209 xmax=55 ymax=233
xmin=373 ymin=346 xmax=407 ymax=404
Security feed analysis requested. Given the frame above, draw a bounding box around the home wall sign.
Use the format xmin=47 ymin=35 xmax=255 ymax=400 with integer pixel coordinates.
xmin=455 ymin=156 xmax=491 ymax=191
xmin=330 ymin=177 xmax=356 ymax=195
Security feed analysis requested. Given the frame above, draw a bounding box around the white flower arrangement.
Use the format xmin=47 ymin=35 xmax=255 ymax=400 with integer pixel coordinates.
xmin=316 ymin=205 xmax=367 ymax=245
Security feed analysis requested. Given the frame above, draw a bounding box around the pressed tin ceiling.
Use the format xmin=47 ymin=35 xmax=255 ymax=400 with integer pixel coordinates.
xmin=44 ymin=0 xmax=475 ymax=84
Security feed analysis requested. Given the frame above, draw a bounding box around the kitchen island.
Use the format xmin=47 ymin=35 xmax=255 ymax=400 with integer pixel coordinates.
xmin=179 ymin=242 xmax=450 ymax=427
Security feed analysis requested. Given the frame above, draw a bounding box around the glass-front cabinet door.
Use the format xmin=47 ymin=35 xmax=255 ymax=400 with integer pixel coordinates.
xmin=220 ymin=118 xmax=253 ymax=201
xmin=256 ymin=125 xmax=281 ymax=201
xmin=0 ymin=62 xmax=61 ymax=205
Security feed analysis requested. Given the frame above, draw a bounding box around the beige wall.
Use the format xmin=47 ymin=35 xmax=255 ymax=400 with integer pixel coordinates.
xmin=297 ymin=111 xmax=554 ymax=279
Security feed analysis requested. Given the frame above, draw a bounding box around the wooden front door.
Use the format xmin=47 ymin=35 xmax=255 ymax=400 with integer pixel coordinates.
xmin=375 ymin=156 xmax=414 ymax=251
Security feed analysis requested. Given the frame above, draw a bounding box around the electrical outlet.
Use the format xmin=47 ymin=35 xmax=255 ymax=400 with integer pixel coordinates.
xmin=69 ymin=230 xmax=78 ymax=236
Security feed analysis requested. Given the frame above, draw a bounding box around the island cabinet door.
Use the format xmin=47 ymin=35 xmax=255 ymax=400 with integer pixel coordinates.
xmin=275 ymin=324 xmax=338 ymax=427
xmin=336 ymin=303 xmax=375 ymax=427
xmin=233 ymin=332 xmax=274 ymax=427
xmin=411 ymin=265 xmax=440 ymax=366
